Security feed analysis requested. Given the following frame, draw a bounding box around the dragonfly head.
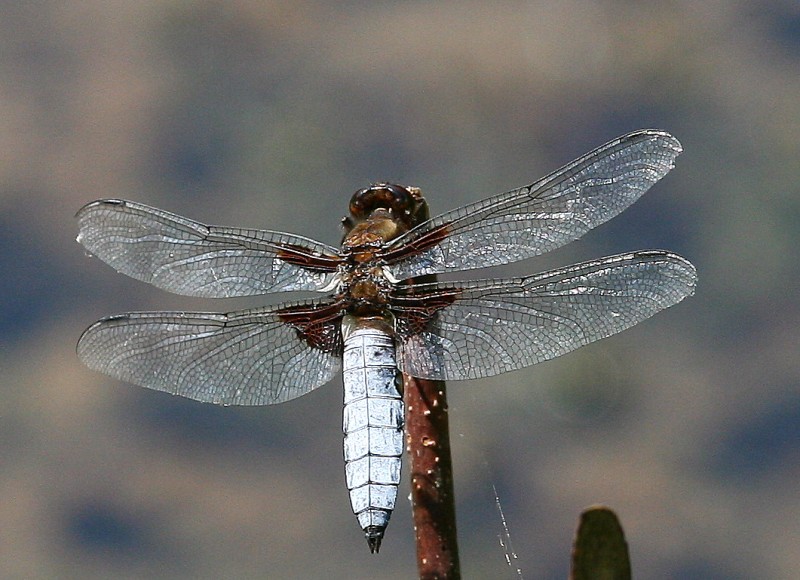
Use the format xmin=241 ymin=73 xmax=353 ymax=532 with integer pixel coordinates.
xmin=344 ymin=182 xmax=427 ymax=231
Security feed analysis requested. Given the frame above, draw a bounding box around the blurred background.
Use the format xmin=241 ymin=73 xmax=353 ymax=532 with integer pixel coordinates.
xmin=2 ymin=1 xmax=798 ymax=578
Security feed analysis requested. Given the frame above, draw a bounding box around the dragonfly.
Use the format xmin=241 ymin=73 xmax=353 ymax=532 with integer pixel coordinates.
xmin=76 ymin=129 xmax=697 ymax=553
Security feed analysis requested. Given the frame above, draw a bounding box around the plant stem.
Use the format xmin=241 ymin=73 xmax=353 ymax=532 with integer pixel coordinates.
xmin=404 ymin=374 xmax=461 ymax=579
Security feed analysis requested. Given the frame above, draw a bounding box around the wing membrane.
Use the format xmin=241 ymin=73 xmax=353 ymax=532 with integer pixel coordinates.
xmin=394 ymin=251 xmax=697 ymax=380
xmin=76 ymin=200 xmax=341 ymax=297
xmin=385 ymin=130 xmax=682 ymax=280
xmin=77 ymin=301 xmax=343 ymax=405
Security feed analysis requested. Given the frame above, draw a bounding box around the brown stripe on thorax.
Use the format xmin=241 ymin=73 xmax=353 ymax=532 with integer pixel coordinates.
xmin=380 ymin=222 xmax=452 ymax=265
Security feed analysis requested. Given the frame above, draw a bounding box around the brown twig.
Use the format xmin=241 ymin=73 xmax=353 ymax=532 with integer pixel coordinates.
xmin=404 ymin=374 xmax=461 ymax=579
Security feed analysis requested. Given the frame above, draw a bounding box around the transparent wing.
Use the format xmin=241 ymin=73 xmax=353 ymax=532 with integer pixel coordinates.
xmin=394 ymin=251 xmax=697 ymax=380
xmin=76 ymin=200 xmax=342 ymax=298
xmin=77 ymin=300 xmax=343 ymax=405
xmin=385 ymin=130 xmax=682 ymax=280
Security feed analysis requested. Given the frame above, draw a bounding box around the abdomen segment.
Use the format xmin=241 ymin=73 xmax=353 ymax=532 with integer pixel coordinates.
xmin=342 ymin=317 xmax=403 ymax=553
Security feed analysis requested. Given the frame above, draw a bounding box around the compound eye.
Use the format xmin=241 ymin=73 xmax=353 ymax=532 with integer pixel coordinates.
xmin=349 ymin=187 xmax=372 ymax=218
xmin=384 ymin=184 xmax=412 ymax=213
xmin=349 ymin=183 xmax=413 ymax=218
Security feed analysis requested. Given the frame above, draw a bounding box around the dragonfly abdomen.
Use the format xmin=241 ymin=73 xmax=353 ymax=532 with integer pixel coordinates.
xmin=341 ymin=318 xmax=404 ymax=553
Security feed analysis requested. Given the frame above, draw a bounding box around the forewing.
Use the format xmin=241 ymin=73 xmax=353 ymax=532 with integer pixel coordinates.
xmin=394 ymin=251 xmax=697 ymax=380
xmin=77 ymin=200 xmax=342 ymax=297
xmin=77 ymin=300 xmax=344 ymax=405
xmin=384 ymin=130 xmax=682 ymax=280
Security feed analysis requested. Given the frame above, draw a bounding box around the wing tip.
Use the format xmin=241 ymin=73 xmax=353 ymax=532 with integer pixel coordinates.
xmin=627 ymin=128 xmax=683 ymax=157
xmin=632 ymin=249 xmax=698 ymax=299
xmin=75 ymin=199 xmax=127 ymax=219
xmin=76 ymin=313 xmax=131 ymax=359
